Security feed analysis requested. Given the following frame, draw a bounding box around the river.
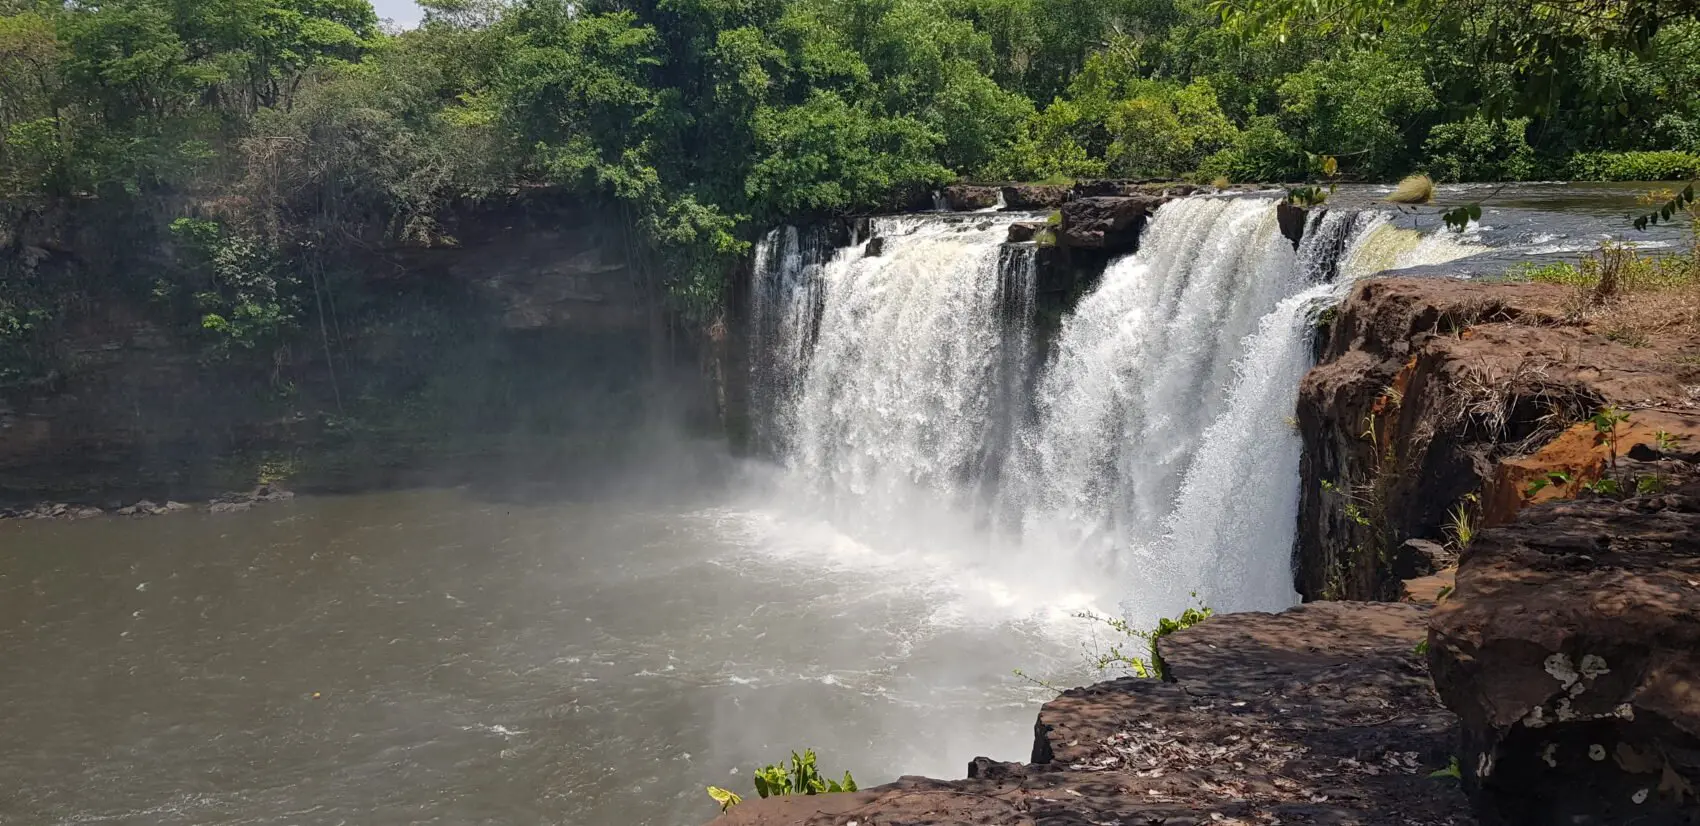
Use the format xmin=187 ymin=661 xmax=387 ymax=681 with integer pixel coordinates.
xmin=0 ymin=460 xmax=1094 ymax=826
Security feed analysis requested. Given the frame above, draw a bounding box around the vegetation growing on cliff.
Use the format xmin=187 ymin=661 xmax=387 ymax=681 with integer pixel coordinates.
xmin=2 ymin=0 xmax=1698 ymax=392
xmin=707 ymin=749 xmax=858 ymax=813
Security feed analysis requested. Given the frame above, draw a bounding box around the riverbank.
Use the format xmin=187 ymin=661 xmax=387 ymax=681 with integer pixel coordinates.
xmin=706 ymin=272 xmax=1700 ymax=825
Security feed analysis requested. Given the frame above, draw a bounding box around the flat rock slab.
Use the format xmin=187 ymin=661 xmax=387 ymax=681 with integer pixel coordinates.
xmin=1429 ymin=482 xmax=1700 ymax=825
xmin=712 ymin=603 xmax=1473 ymax=826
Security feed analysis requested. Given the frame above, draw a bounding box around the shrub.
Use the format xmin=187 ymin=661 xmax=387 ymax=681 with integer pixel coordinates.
xmin=1424 ymin=115 xmax=1536 ymax=182
xmin=1198 ymin=115 xmax=1307 ymax=182
xmin=1277 ymin=50 xmax=1437 ymax=180
xmin=1079 ymin=597 xmax=1214 ymax=679
xmin=1568 ymin=151 xmax=1700 ymax=181
xmin=1103 ymin=79 xmax=1238 ymax=179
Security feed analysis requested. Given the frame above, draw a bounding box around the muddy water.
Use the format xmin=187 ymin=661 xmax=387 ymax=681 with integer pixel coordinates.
xmin=0 ymin=472 xmax=1095 ymax=826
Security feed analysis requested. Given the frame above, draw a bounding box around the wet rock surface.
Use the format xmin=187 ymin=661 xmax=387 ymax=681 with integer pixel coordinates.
xmin=711 ymin=602 xmax=1472 ymax=826
xmin=1006 ymin=222 xmax=1046 ymax=243
xmin=1429 ymin=484 xmax=1700 ymax=825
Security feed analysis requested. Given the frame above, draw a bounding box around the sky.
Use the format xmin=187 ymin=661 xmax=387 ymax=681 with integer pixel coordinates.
xmin=371 ymin=0 xmax=424 ymax=27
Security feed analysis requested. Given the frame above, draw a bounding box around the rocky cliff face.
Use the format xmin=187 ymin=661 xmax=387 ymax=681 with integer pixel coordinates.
xmin=1296 ymin=276 xmax=1700 ymax=601
xmin=0 ymin=196 xmax=682 ymax=503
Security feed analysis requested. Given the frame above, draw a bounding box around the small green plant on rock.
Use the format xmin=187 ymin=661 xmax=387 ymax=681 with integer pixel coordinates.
xmin=1524 ymin=471 xmax=1573 ymax=498
xmin=1430 ymin=756 xmax=1462 ymax=780
xmin=1445 ymin=494 xmax=1478 ymax=549
xmin=1583 ymin=477 xmax=1623 ymax=497
xmin=707 ymin=750 xmax=858 ymax=813
xmin=1656 ymin=429 xmax=1682 ymax=454
xmin=1079 ymin=596 xmax=1214 ymax=679
xmin=1590 ymin=406 xmax=1631 ymax=463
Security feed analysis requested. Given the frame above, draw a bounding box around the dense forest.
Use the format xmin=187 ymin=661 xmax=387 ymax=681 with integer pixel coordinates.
xmin=2 ymin=0 xmax=1699 ymax=386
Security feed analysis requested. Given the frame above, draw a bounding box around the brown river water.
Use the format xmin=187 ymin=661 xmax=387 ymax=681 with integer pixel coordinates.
xmin=0 ymin=463 xmax=1092 ymax=826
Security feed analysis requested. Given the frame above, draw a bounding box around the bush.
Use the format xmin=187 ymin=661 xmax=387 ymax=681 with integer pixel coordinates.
xmin=1103 ymin=79 xmax=1238 ymax=179
xmin=1198 ymin=115 xmax=1307 ymax=182
xmin=1277 ymin=50 xmax=1436 ymax=180
xmin=1568 ymin=151 xmax=1700 ymax=181
xmin=1424 ymin=115 xmax=1536 ymax=182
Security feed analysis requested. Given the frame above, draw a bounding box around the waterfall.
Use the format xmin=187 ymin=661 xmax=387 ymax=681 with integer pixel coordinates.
xmin=748 ymin=197 xmax=1479 ymax=619
xmin=751 ymin=215 xmax=1036 ymax=537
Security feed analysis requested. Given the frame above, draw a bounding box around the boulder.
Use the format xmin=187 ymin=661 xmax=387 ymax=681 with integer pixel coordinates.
xmin=942 ymin=184 xmax=1001 ymax=211
xmin=1000 ymin=184 xmax=1069 ymax=210
xmin=863 ymin=237 xmax=888 ymax=257
xmin=1058 ymin=196 xmax=1160 ymax=254
xmin=1006 ymin=222 xmax=1046 ymax=243
xmin=1393 ymin=538 xmax=1454 ymax=581
xmin=1429 ymin=484 xmax=1700 ymax=825
xmin=1276 ymin=202 xmax=1308 ymax=249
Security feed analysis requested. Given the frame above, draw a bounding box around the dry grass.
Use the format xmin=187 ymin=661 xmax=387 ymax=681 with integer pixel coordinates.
xmin=1519 ymin=208 xmax=1700 ymax=346
xmin=1386 ymin=173 xmax=1436 ymax=205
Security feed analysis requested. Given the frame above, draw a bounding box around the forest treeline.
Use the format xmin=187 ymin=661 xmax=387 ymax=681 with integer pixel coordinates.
xmin=2 ymin=0 xmax=1699 ymax=373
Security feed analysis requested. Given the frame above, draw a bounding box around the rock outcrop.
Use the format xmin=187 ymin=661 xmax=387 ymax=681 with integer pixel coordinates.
xmin=1000 ymin=184 xmax=1069 ymax=210
xmin=710 ymin=602 xmax=1472 ymax=826
xmin=1428 ymin=483 xmax=1700 ymax=824
xmin=1057 ymin=195 xmax=1161 ymax=255
xmin=1006 ymin=222 xmax=1046 ymax=243
xmin=1296 ymin=276 xmax=1700 ymax=601
xmin=942 ymin=184 xmax=1002 ymax=211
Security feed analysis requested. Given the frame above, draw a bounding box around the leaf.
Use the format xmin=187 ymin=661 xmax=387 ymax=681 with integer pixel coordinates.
xmin=1430 ymin=757 xmax=1462 ymax=779
xmin=707 ymin=786 xmax=743 ymax=812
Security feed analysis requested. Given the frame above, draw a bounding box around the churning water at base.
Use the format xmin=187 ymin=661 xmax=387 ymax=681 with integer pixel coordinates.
xmin=751 ymin=196 xmax=1478 ymax=620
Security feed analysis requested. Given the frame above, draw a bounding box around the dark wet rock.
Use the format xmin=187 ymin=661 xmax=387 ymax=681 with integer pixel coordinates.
xmin=1058 ymin=196 xmax=1160 ymax=254
xmin=1276 ymin=202 xmax=1308 ymax=249
xmin=1006 ymin=222 xmax=1046 ymax=243
xmin=943 ymin=185 xmax=1001 ymax=211
xmin=864 ymin=237 xmax=888 ymax=257
xmin=1429 ymin=485 xmax=1700 ymax=825
xmin=1001 ymin=184 xmax=1069 ymax=210
xmin=2 ymin=501 xmax=103 ymax=520
xmin=1395 ymin=538 xmax=1454 ymax=581
xmin=710 ymin=602 xmax=1472 ymax=826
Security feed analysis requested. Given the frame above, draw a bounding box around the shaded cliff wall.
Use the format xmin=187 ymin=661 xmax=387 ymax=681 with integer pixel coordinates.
xmin=0 ymin=193 xmax=713 ymax=503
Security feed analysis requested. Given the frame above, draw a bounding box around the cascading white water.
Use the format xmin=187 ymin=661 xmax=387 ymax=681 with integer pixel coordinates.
xmin=753 ymin=215 xmax=1036 ymax=537
xmin=749 ymin=197 xmax=1480 ymax=620
xmin=999 ymin=199 xmax=1297 ymax=561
